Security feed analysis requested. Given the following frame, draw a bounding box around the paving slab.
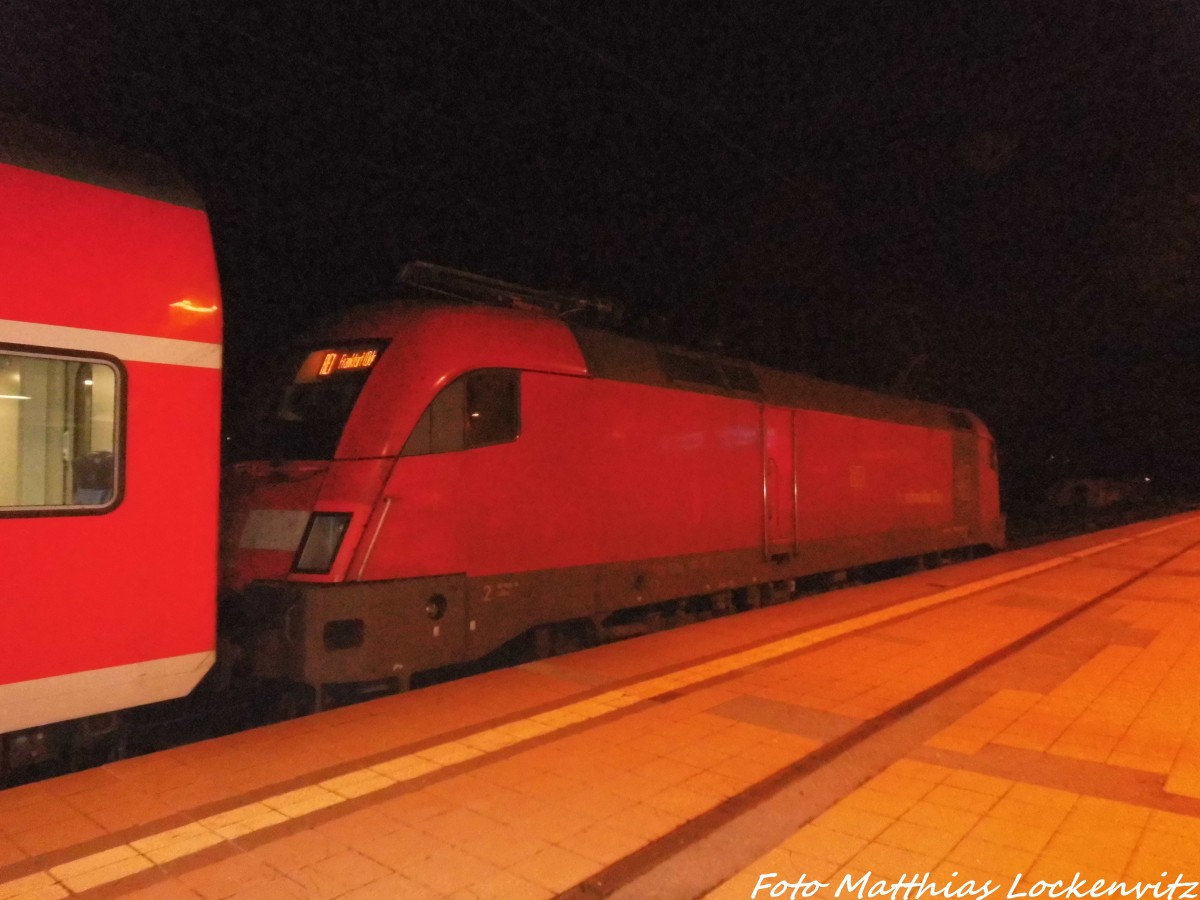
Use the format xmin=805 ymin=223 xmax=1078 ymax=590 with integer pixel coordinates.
xmin=2 ymin=513 xmax=1198 ymax=899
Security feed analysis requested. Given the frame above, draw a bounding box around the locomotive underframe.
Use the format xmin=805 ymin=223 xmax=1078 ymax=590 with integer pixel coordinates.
xmin=239 ymin=518 xmax=1000 ymax=705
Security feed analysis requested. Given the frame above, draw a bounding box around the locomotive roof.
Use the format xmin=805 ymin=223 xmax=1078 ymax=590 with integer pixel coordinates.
xmin=0 ymin=112 xmax=203 ymax=209
xmin=317 ymin=300 xmax=990 ymax=438
xmin=570 ymin=325 xmax=986 ymax=436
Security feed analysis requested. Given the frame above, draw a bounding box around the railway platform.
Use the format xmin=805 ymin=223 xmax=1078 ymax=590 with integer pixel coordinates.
xmin=3 ymin=512 xmax=1200 ymax=899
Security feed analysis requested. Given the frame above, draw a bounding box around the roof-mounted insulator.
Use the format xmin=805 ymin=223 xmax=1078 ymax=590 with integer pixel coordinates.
xmin=396 ymin=261 xmax=621 ymax=324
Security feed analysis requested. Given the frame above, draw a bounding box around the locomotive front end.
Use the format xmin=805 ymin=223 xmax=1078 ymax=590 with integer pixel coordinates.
xmin=221 ymin=336 xmax=398 ymax=707
xmin=219 ymin=301 xmax=589 ymax=710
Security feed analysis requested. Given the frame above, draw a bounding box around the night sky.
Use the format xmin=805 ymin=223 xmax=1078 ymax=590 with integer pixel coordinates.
xmin=4 ymin=1 xmax=1198 ymax=504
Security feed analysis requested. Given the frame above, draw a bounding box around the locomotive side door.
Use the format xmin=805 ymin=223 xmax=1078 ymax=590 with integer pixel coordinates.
xmin=762 ymin=405 xmax=798 ymax=558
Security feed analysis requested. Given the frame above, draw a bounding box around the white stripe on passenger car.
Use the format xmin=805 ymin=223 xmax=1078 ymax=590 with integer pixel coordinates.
xmin=0 ymin=650 xmax=215 ymax=734
xmin=0 ymin=318 xmax=221 ymax=369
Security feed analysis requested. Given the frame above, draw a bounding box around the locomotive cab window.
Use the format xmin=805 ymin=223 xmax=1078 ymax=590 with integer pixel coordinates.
xmin=402 ymin=369 xmax=521 ymax=456
xmin=0 ymin=350 xmax=121 ymax=514
xmin=263 ymin=342 xmax=387 ymax=461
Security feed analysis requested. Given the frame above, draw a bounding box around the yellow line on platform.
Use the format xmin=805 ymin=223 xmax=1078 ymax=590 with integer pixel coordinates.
xmin=3 ymin=516 xmax=1196 ymax=898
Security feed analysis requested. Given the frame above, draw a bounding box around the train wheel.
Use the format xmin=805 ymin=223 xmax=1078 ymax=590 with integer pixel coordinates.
xmin=272 ymin=682 xmax=317 ymax=721
xmin=60 ymin=714 xmax=127 ymax=773
xmin=734 ymin=586 xmax=757 ymax=611
xmin=530 ymin=624 xmax=557 ymax=660
xmin=711 ymin=590 xmax=735 ymax=615
xmin=530 ymin=620 xmax=595 ymax=659
xmin=577 ymin=619 xmax=600 ymax=650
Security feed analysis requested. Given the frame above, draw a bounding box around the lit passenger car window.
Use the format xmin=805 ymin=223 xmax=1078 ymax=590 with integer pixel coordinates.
xmin=263 ymin=342 xmax=387 ymax=461
xmin=401 ymin=369 xmax=521 ymax=456
xmin=0 ymin=350 xmax=121 ymax=513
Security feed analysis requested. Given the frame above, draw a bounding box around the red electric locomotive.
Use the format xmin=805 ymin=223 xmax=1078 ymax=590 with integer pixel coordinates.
xmin=0 ymin=117 xmax=222 ymax=771
xmin=223 ymin=264 xmax=1004 ymax=708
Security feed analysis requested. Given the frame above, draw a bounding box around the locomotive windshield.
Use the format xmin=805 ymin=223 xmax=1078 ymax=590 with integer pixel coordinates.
xmin=260 ymin=342 xmax=387 ymax=461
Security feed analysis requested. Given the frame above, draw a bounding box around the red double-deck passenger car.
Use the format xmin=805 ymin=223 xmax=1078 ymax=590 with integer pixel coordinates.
xmin=223 ymin=265 xmax=1004 ymax=707
xmin=0 ymin=117 xmax=222 ymax=769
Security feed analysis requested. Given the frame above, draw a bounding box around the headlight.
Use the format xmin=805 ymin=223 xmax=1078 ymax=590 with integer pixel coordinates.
xmin=293 ymin=512 xmax=351 ymax=574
